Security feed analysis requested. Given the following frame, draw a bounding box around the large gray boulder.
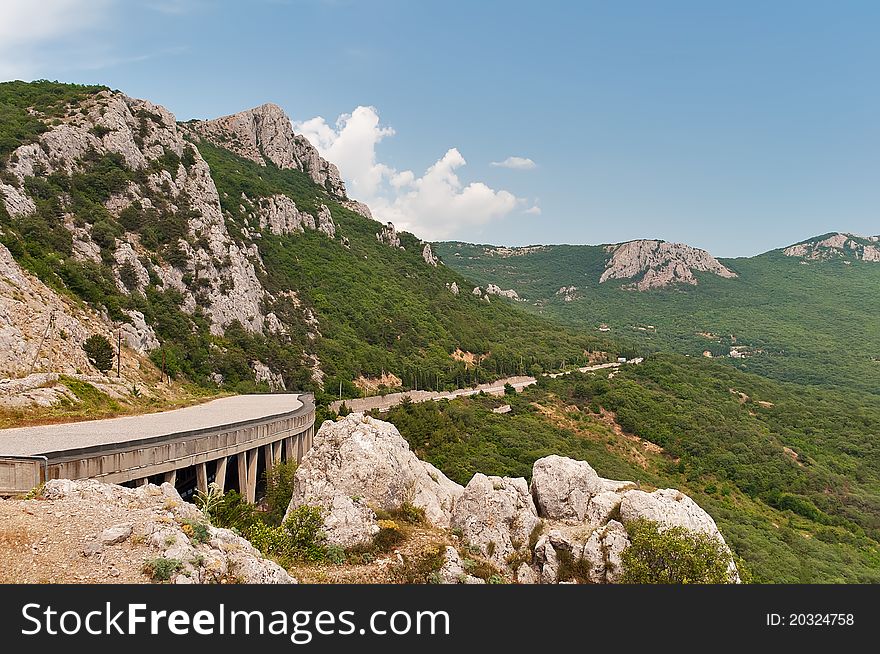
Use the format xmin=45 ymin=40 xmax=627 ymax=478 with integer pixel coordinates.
xmin=286 ymin=413 xmax=463 ymax=547
xmin=530 ymin=455 xmax=604 ymax=522
xmin=451 ymin=474 xmax=540 ymax=568
xmin=619 ymin=489 xmax=725 ymax=542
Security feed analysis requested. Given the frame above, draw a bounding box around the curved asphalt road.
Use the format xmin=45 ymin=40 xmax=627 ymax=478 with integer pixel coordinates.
xmin=0 ymin=394 xmax=302 ymax=457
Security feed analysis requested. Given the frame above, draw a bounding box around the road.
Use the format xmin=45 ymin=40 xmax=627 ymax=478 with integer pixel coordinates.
xmin=0 ymin=394 xmax=303 ymax=457
xmin=330 ymin=362 xmax=622 ymax=414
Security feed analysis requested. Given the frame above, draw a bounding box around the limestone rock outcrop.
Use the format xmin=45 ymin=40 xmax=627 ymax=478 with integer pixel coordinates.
xmin=286 ymin=413 xmax=463 ymax=547
xmin=422 ymin=243 xmax=439 ymax=266
xmin=485 ymin=284 xmax=519 ymax=300
xmin=600 ymin=240 xmax=737 ymax=290
xmin=450 ymin=473 xmax=540 ymax=568
xmin=189 ymin=103 xmax=347 ymax=197
xmin=377 ymin=222 xmax=402 ymax=248
xmin=783 ymin=233 xmax=880 ymax=262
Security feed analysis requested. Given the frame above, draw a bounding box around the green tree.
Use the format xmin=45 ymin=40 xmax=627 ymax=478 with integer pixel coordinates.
xmin=621 ymin=519 xmax=736 ymax=584
xmin=82 ymin=334 xmax=114 ymax=372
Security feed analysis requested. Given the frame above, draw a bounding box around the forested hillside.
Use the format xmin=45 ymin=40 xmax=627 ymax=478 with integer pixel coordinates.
xmin=382 ymin=354 xmax=880 ymax=583
xmin=0 ymin=81 xmax=607 ymax=406
xmin=435 ymin=241 xmax=880 ymax=393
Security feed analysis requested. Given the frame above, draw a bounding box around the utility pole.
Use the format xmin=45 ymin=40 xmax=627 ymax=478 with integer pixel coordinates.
xmin=117 ymin=329 xmax=122 ymax=378
xmin=162 ymin=349 xmax=167 ymax=384
xmin=339 ymin=380 xmax=342 ymax=400
xmin=27 ymin=310 xmax=55 ymax=377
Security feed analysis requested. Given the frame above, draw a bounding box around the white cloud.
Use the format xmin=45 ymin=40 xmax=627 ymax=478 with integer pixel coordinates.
xmin=525 ymin=204 xmax=542 ymax=215
xmin=0 ymin=0 xmax=113 ymax=79
xmin=294 ymin=106 xmax=522 ymax=240
xmin=491 ymin=156 xmax=537 ymax=170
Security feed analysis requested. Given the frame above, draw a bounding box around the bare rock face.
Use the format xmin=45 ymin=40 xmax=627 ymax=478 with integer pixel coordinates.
xmin=581 ymin=520 xmax=629 ymax=583
xmin=422 ymin=243 xmax=439 ymax=266
xmin=286 ymin=413 xmax=463 ymax=547
xmin=485 ymin=284 xmax=519 ymax=300
xmin=555 ymin=286 xmax=579 ymax=302
xmin=119 ymin=310 xmax=159 ymax=354
xmin=446 ymin=282 xmax=459 ymax=295
xmin=341 ymin=199 xmax=373 ymax=220
xmin=530 ymin=455 xmax=604 ymax=522
xmin=251 ymin=360 xmax=286 ymax=391
xmin=619 ymin=488 xmax=724 ymax=542
xmin=189 ymin=103 xmax=347 ymax=197
xmin=255 ymin=194 xmax=316 ymax=234
xmin=2 ymin=90 xmax=268 ymax=338
xmin=600 ymin=240 xmax=737 ymax=290
xmin=377 ymin=222 xmax=402 ymax=248
xmin=438 ymin=546 xmax=486 ymax=584
xmin=450 ymin=473 xmax=540 ymax=568
xmin=783 ymin=233 xmax=880 ymax=262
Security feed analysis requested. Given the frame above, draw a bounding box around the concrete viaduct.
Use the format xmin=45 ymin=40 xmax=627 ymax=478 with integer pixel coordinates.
xmin=0 ymin=393 xmax=315 ymax=501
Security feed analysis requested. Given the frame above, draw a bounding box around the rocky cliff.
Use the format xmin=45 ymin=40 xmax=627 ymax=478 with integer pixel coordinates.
xmin=287 ymin=413 xmax=740 ymax=584
xmin=783 ymin=232 xmax=880 ymax=262
xmin=187 ymin=103 xmax=349 ymax=200
xmin=600 ymin=240 xmax=737 ymax=290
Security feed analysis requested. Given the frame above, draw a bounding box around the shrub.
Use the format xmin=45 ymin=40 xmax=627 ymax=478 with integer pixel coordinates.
xmin=621 ymin=519 xmax=736 ymax=584
xmin=504 ymin=382 xmax=516 ymax=395
xmin=374 ymin=519 xmax=405 ymax=551
xmin=82 ymin=334 xmax=114 ymax=372
xmin=143 ymin=557 xmax=184 ymax=582
xmin=181 ymin=519 xmax=210 ymax=545
xmin=282 ymin=505 xmax=327 ymax=562
xmin=263 ymin=461 xmax=298 ymax=526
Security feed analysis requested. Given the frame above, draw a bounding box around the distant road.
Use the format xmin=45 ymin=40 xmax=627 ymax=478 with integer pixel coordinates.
xmin=330 ymin=362 xmax=621 ymax=414
xmin=0 ymin=394 xmax=303 ymax=457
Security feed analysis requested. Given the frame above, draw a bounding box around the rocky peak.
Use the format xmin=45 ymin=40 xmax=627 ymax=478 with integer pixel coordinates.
xmin=188 ymin=103 xmax=347 ymax=197
xmin=783 ymin=233 xmax=880 ymax=262
xmin=376 ymin=222 xmax=402 ymax=249
xmin=600 ymin=239 xmax=737 ymax=290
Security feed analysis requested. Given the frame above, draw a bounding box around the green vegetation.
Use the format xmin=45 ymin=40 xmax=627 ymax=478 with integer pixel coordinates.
xmin=380 ymin=355 xmax=880 ymax=583
xmin=621 ymin=519 xmax=738 ymax=584
xmin=0 ymin=80 xmax=106 ymax=160
xmin=82 ymin=334 xmax=114 ymax=372
xmin=197 ymin=138 xmax=611 ymax=402
xmin=142 ymin=557 xmax=184 ymax=582
xmin=435 ymin=242 xmax=880 ymax=394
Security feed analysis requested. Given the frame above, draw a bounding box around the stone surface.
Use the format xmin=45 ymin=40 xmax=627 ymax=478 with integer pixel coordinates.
xmin=783 ymin=232 xmax=880 ymax=262
xmin=286 ymin=413 xmax=463 ymax=547
xmin=377 ymin=222 xmax=402 ymax=248
xmin=189 ymin=103 xmax=347 ymax=196
xmin=422 ymin=244 xmax=439 ymax=266
xmin=29 ymin=479 xmax=296 ymax=584
xmin=450 ymin=473 xmax=540 ymax=568
xmin=530 ymin=455 xmax=603 ymax=522
xmin=600 ymin=240 xmax=737 ymax=290
xmin=438 ymin=546 xmax=484 ymax=584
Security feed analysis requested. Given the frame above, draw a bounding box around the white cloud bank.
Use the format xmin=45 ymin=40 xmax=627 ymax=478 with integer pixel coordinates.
xmin=0 ymin=0 xmax=113 ymax=79
xmin=491 ymin=156 xmax=537 ymax=170
xmin=294 ymin=106 xmax=526 ymax=240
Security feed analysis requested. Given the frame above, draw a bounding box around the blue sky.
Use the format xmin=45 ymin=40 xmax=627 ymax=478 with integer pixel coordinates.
xmin=1 ymin=0 xmax=878 ymax=256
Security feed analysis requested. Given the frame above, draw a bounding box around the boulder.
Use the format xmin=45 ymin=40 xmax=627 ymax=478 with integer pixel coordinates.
xmin=437 ymin=546 xmax=484 ymax=584
xmin=530 ymin=455 xmax=603 ymax=522
xmin=582 ymin=520 xmax=630 ymax=584
xmin=619 ymin=489 xmax=725 ymax=542
xmin=286 ymin=413 xmax=463 ymax=547
xmin=451 ymin=474 xmax=540 ymax=568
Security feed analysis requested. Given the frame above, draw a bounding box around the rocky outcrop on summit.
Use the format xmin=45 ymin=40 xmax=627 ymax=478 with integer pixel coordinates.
xmin=189 ymin=103 xmax=347 ymax=197
xmin=783 ymin=233 xmax=880 ymax=262
xmin=286 ymin=413 xmax=463 ymax=547
xmin=600 ymin=240 xmax=737 ymax=290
